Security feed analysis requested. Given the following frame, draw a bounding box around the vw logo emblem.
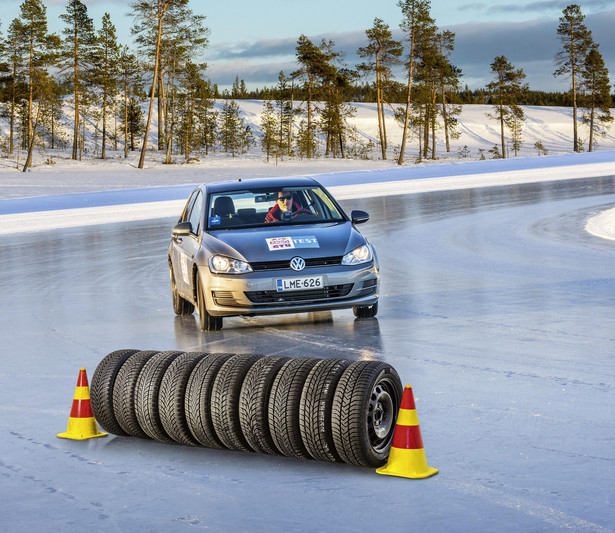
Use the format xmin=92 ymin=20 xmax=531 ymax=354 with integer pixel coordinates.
xmin=290 ymin=257 xmax=305 ymax=271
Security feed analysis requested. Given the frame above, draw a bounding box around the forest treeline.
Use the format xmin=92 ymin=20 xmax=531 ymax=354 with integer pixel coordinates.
xmin=0 ymin=0 xmax=612 ymax=170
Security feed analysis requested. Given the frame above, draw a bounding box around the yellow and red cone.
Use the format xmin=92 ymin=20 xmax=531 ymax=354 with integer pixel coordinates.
xmin=376 ymin=384 xmax=438 ymax=479
xmin=57 ymin=367 xmax=107 ymax=440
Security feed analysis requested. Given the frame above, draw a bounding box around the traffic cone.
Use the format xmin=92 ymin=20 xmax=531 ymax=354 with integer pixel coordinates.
xmin=57 ymin=367 xmax=107 ymax=440
xmin=376 ymin=384 xmax=438 ymax=479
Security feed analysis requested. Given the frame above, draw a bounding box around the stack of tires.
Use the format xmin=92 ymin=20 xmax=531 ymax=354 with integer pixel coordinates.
xmin=91 ymin=350 xmax=403 ymax=468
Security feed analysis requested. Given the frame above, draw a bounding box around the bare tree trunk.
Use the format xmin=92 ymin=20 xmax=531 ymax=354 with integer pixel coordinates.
xmin=376 ymin=57 xmax=386 ymax=160
xmin=72 ymin=20 xmax=80 ymax=161
xmin=499 ymin=94 xmax=506 ymax=159
xmin=442 ymin=88 xmax=450 ymax=152
xmin=158 ymin=74 xmax=165 ymax=150
xmin=570 ymin=26 xmax=579 ymax=151
xmin=124 ymin=76 xmax=129 ymax=158
xmin=138 ymin=9 xmax=166 ymax=169
xmin=398 ymin=44 xmax=415 ymax=165
xmin=23 ymin=102 xmax=41 ymax=172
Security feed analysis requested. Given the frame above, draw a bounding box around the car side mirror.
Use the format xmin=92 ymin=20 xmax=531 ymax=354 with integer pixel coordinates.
xmin=351 ymin=210 xmax=369 ymax=225
xmin=172 ymin=221 xmax=193 ymax=235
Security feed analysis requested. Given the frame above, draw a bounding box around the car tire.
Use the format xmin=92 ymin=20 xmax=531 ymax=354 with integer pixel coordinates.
xmin=239 ymin=356 xmax=290 ymax=455
xmin=184 ymin=353 xmax=234 ymax=449
xmin=134 ymin=351 xmax=184 ymax=443
xmin=159 ymin=352 xmax=208 ymax=446
xmin=91 ymin=349 xmax=140 ymax=436
xmin=170 ymin=263 xmax=194 ymax=316
xmin=196 ymin=275 xmax=223 ymax=331
xmin=268 ymin=357 xmax=321 ymax=460
xmin=112 ymin=350 xmax=160 ymax=438
xmin=353 ymin=301 xmax=378 ymax=319
xmin=299 ymin=358 xmax=352 ymax=463
xmin=331 ymin=360 xmax=402 ymax=468
xmin=211 ymin=354 xmax=264 ymax=451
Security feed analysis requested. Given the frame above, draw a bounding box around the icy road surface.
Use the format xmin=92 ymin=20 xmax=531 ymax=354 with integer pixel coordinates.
xmin=1 ymin=176 xmax=614 ymax=532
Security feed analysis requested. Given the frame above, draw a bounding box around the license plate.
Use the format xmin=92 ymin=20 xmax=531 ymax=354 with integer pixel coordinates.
xmin=276 ymin=276 xmax=323 ymax=292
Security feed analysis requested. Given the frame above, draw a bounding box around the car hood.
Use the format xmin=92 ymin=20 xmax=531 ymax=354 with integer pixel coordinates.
xmin=205 ymin=222 xmax=366 ymax=263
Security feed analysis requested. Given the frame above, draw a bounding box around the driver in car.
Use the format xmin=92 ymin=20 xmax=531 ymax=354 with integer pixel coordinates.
xmin=265 ymin=191 xmax=310 ymax=223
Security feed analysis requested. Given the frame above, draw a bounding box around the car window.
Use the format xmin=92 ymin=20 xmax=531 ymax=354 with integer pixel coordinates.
xmin=179 ymin=191 xmax=198 ymax=223
xmin=206 ymin=186 xmax=345 ymax=230
xmin=187 ymin=190 xmax=203 ymax=235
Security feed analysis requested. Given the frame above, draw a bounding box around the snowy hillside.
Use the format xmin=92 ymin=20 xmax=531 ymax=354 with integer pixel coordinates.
xmin=1 ymin=99 xmax=614 ymax=167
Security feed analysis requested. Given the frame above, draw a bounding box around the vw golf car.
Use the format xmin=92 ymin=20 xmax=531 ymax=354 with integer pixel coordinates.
xmin=168 ymin=177 xmax=379 ymax=330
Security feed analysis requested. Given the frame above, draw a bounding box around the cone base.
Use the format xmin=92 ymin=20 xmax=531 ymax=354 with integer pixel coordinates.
xmin=376 ymin=464 xmax=438 ymax=479
xmin=57 ymin=417 xmax=108 ymax=440
xmin=376 ymin=447 xmax=438 ymax=479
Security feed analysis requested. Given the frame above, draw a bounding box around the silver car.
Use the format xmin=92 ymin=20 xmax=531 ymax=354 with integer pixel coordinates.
xmin=168 ymin=177 xmax=379 ymax=330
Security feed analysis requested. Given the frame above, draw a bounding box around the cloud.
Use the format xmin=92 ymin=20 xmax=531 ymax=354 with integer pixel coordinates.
xmin=459 ymin=0 xmax=612 ymax=16
xmin=488 ymin=0 xmax=612 ymax=14
xmin=445 ymin=10 xmax=615 ymax=89
xmin=207 ymin=10 xmax=615 ymax=91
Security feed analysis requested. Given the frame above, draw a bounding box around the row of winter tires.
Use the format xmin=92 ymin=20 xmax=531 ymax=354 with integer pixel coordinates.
xmin=90 ymin=349 xmax=402 ymax=468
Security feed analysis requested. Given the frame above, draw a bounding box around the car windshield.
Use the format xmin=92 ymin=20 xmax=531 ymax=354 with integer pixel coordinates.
xmin=206 ymin=186 xmax=346 ymax=230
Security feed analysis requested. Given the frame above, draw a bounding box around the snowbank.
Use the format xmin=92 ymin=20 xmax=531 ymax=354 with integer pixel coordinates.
xmin=586 ymin=206 xmax=615 ymax=241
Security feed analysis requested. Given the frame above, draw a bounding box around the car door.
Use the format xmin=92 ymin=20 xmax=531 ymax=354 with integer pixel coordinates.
xmin=171 ymin=190 xmax=204 ymax=299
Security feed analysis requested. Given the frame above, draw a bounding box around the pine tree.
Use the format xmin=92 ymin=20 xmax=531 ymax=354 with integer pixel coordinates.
xmin=132 ymin=0 xmax=183 ymax=167
xmin=318 ymin=39 xmax=356 ymax=158
xmin=117 ymin=45 xmax=142 ymax=157
xmin=18 ymin=0 xmax=60 ymax=171
xmin=486 ymin=55 xmax=527 ymax=159
xmin=260 ymin=99 xmax=279 ymax=163
xmin=131 ymin=0 xmax=207 ymax=167
xmin=397 ymin=0 xmax=435 ymax=165
xmin=3 ymin=19 xmax=26 ymax=154
xmin=579 ymin=45 xmax=612 ymax=151
xmin=275 ymin=71 xmax=294 ymax=158
xmin=437 ymin=30 xmax=461 ymax=154
xmin=219 ymin=100 xmax=243 ymax=157
xmin=554 ymin=4 xmax=593 ymax=152
xmin=358 ymin=18 xmax=403 ymax=160
xmin=295 ymin=35 xmax=328 ymax=158
xmin=93 ymin=13 xmax=120 ymax=159
xmin=60 ymin=0 xmax=96 ymax=160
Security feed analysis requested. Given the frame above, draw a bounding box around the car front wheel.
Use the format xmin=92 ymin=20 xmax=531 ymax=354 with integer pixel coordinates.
xmin=353 ymin=301 xmax=378 ymax=318
xmin=196 ymin=275 xmax=223 ymax=331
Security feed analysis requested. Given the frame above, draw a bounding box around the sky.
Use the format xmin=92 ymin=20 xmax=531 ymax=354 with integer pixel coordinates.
xmin=1 ymin=0 xmax=614 ymax=92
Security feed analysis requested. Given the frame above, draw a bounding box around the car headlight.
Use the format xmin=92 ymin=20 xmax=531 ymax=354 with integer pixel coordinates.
xmin=209 ymin=255 xmax=252 ymax=274
xmin=341 ymin=244 xmax=372 ymax=265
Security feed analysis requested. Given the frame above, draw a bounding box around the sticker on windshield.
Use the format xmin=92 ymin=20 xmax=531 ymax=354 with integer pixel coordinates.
xmin=209 ymin=216 xmax=221 ymax=226
xmin=266 ymin=236 xmax=319 ymax=251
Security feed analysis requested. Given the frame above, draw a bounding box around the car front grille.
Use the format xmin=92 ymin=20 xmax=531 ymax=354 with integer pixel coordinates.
xmin=245 ymin=284 xmax=353 ymax=305
xmin=250 ymin=256 xmax=343 ymax=272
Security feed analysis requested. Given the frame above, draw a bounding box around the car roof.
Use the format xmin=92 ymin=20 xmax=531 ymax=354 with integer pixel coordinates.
xmin=202 ymin=176 xmax=322 ymax=194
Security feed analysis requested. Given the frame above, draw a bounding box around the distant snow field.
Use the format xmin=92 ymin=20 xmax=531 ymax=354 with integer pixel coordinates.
xmin=0 ymin=102 xmax=614 ymax=240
